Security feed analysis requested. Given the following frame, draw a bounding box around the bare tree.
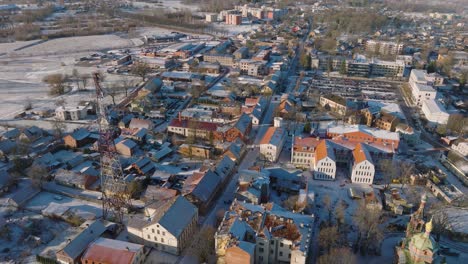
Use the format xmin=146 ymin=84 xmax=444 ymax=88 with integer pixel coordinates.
xmin=188 ymin=226 xmax=216 ymax=263
xmin=72 ymin=68 xmax=81 ymax=90
xmin=318 ymin=225 xmax=340 ymax=253
xmin=322 ymin=194 xmax=333 ymax=223
xmin=80 ymin=73 xmax=90 ymax=90
xmin=379 ymin=159 xmax=398 ymax=191
xmin=317 ymin=247 xmax=357 ymax=264
xmin=106 ymin=84 xmax=121 ymax=105
xmin=334 ymin=199 xmax=346 ymax=230
xmin=131 ymin=62 xmax=152 ymax=81
xmin=43 ymin=73 xmax=68 ymax=96
xmin=27 ymin=165 xmax=48 ymax=188
xmin=51 ymin=118 xmax=67 ymax=138
xmin=353 ymin=201 xmax=384 ymax=255
xmin=54 ymin=98 xmax=66 ymax=107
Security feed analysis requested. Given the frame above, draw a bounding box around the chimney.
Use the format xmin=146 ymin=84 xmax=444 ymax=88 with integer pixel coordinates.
xmin=178 ymin=112 xmax=181 ymax=122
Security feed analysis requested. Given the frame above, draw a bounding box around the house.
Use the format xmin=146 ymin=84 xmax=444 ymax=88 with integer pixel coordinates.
xmin=115 ymin=138 xmax=138 ymax=156
xmin=56 ymin=105 xmax=88 ymax=121
xmin=350 ymin=144 xmax=375 ymax=184
xmin=319 ymin=95 xmax=348 ymax=116
xmin=127 ymin=157 xmax=155 ymax=176
xmin=63 ymin=128 xmax=98 ymax=149
xmin=214 ymin=156 xmax=236 ymax=182
xmin=183 ymin=170 xmax=221 ymax=213
xmin=129 ymin=118 xmax=154 ymax=130
xmin=121 ymin=128 xmax=148 ymax=142
xmin=127 ymin=196 xmax=198 ymax=255
xmin=7 ymin=185 xmax=40 ymax=208
xmin=54 ymin=168 xmax=98 ymax=190
xmin=56 ymin=220 xmax=114 ymax=264
xmin=291 ymin=137 xmax=321 ymax=168
xmin=225 ymin=114 xmax=252 ymax=142
xmin=374 ymin=112 xmax=400 ymax=132
xmin=259 ymin=126 xmax=286 ymax=162
xmin=178 ymin=144 xmax=212 ymax=159
xmin=451 ymin=140 xmax=468 ymax=157
xmin=19 ymin=126 xmax=45 ymax=142
xmin=314 ymin=140 xmax=337 ymax=180
xmin=168 ymin=118 xmax=219 ymax=140
xmin=81 ymin=238 xmax=145 ymax=264
xmin=223 ymin=139 xmax=245 ymax=164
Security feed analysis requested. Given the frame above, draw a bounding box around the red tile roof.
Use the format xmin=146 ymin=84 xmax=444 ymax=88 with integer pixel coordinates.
xmin=169 ymin=119 xmax=218 ymax=131
xmin=260 ymin=127 xmax=277 ymax=145
xmin=81 ymin=239 xmax=142 ymax=264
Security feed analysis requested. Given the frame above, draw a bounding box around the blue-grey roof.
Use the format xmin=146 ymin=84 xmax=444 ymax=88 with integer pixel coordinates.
xmin=2 ymin=128 xmax=20 ymax=139
xmin=234 ymin=114 xmax=252 ymax=134
xmin=60 ymin=220 xmax=107 ymax=259
xmin=70 ymin=128 xmax=90 ymax=141
xmin=0 ymin=170 xmax=10 ymax=188
xmin=238 ymin=241 xmax=256 ymax=256
xmin=191 ymin=171 xmax=220 ymax=202
xmin=214 ymin=156 xmax=235 ymax=181
xmin=155 ymin=196 xmax=197 ymax=237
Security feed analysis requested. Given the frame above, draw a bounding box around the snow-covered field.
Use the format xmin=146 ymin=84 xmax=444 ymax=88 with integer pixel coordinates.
xmin=8 ymin=35 xmax=134 ymax=56
xmin=212 ymin=23 xmax=261 ymax=36
xmin=0 ymin=34 xmax=142 ymax=121
xmin=132 ymin=0 xmax=200 ymax=12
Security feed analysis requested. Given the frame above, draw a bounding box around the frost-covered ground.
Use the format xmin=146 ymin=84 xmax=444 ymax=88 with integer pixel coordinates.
xmin=132 ymin=0 xmax=200 ymax=12
xmin=212 ymin=23 xmax=261 ymax=36
xmin=0 ymin=35 xmax=142 ymax=121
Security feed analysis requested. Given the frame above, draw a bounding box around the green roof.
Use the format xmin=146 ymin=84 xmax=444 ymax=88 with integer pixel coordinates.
xmin=410 ymin=233 xmax=438 ymax=252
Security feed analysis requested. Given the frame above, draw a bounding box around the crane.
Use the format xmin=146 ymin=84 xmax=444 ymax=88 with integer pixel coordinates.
xmin=93 ymin=72 xmax=131 ymax=223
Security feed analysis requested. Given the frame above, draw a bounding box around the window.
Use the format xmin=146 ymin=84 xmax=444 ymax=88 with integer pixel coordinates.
xmin=279 ymin=252 xmax=283 ymax=257
xmin=152 ymin=229 xmax=155 ymax=233
xmin=259 ymin=248 xmax=264 ymax=253
xmin=147 ymin=235 xmax=150 ymax=239
xmin=157 ymin=230 xmax=160 ymax=235
xmin=280 ymin=242 xmax=284 ymax=247
xmin=162 ymin=231 xmax=166 ymax=236
xmin=161 ymin=238 xmax=165 ymax=243
xmin=288 ymin=253 xmax=291 ymax=258
xmin=270 ymin=240 xmax=274 ymax=245
xmin=154 ymin=236 xmax=157 ymax=241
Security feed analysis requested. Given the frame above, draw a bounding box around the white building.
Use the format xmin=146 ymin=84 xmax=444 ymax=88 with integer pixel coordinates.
xmin=55 ymin=105 xmax=88 ymax=121
xmin=350 ymin=144 xmax=375 ymax=184
xmin=314 ymin=140 xmax=336 ymax=180
xmin=206 ymin=14 xmax=217 ymax=22
xmin=259 ymin=126 xmax=286 ymax=162
xmin=410 ymin=82 xmax=437 ymax=107
xmin=451 ymin=140 xmax=468 ymax=157
xmin=291 ymin=137 xmax=320 ymax=168
xmin=409 ymin=69 xmax=444 ymax=86
xmin=371 ymin=59 xmax=405 ymax=77
xmin=421 ymin=99 xmax=450 ymax=125
xmin=127 ymin=196 xmax=198 ymax=255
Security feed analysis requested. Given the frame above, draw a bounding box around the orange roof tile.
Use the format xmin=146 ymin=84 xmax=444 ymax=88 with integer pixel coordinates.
xmin=315 ymin=140 xmax=334 ymax=164
xmin=81 ymin=238 xmax=142 ymax=264
xmin=352 ymin=143 xmax=372 ymax=164
xmin=260 ymin=127 xmax=277 ymax=145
